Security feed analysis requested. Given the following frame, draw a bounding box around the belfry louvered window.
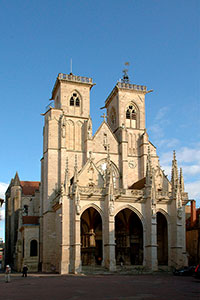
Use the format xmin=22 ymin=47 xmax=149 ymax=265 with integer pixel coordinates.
xmin=126 ymin=105 xmax=136 ymax=120
xmin=70 ymin=93 xmax=80 ymax=107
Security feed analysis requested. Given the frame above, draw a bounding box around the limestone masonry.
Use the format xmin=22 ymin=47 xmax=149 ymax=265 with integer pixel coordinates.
xmin=5 ymin=71 xmax=189 ymax=273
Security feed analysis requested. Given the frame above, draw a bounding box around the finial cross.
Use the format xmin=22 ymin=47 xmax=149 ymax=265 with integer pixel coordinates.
xmin=101 ymin=113 xmax=107 ymax=122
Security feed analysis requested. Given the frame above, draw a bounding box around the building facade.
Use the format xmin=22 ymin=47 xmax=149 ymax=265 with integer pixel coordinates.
xmin=5 ymin=174 xmax=40 ymax=271
xmin=6 ymin=71 xmax=189 ymax=273
xmin=186 ymin=200 xmax=200 ymax=265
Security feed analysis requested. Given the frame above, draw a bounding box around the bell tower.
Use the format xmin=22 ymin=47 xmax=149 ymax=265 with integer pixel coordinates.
xmin=104 ymin=65 xmax=152 ymax=187
xmin=105 ymin=65 xmax=148 ymax=135
xmin=52 ymin=73 xmax=95 ymax=118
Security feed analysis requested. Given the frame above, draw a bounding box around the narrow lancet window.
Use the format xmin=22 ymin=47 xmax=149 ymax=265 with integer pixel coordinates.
xmin=69 ymin=92 xmax=80 ymax=107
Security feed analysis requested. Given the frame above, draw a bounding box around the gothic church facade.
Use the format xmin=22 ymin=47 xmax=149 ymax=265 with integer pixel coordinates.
xmin=5 ymin=71 xmax=189 ymax=273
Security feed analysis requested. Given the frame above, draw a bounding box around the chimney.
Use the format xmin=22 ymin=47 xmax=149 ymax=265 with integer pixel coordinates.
xmin=191 ymin=200 xmax=196 ymax=227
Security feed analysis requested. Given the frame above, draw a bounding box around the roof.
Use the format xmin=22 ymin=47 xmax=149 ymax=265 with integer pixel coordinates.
xmin=129 ymin=177 xmax=146 ymax=190
xmin=20 ymin=181 xmax=40 ymax=196
xmin=22 ymin=216 xmax=39 ymax=225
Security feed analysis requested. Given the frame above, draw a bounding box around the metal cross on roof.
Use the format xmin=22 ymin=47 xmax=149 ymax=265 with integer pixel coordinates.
xmin=101 ymin=113 xmax=107 ymax=122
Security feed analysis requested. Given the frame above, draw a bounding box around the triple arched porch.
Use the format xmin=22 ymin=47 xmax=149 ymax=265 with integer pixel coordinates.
xmin=80 ymin=205 xmax=169 ymax=268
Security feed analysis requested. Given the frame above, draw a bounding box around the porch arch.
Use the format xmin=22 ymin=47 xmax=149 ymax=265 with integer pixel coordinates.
xmin=156 ymin=211 xmax=168 ymax=265
xmin=81 ymin=206 xmax=103 ymax=266
xmin=80 ymin=203 xmax=104 ymax=220
xmin=114 ymin=205 xmax=146 ymax=229
xmin=115 ymin=207 xmax=144 ymax=265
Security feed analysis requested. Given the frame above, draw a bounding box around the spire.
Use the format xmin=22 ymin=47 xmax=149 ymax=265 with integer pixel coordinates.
xmin=72 ymin=155 xmax=81 ymax=215
xmin=64 ymin=157 xmax=69 ymax=192
xmin=87 ymin=116 xmax=92 ymax=139
xmin=105 ymin=145 xmax=111 ymax=182
xmin=73 ymin=155 xmax=78 ymax=184
xmin=13 ymin=172 xmax=20 ymax=186
xmin=146 ymin=146 xmax=152 ymax=185
xmin=179 ymin=167 xmax=184 ymax=193
xmin=171 ymin=150 xmax=178 ymax=189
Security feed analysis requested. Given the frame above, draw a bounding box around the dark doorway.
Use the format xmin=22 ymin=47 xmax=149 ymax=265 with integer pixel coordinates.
xmin=81 ymin=207 xmax=102 ymax=266
xmin=115 ymin=208 xmax=143 ymax=265
xmin=157 ymin=212 xmax=168 ymax=265
xmin=30 ymin=240 xmax=38 ymax=256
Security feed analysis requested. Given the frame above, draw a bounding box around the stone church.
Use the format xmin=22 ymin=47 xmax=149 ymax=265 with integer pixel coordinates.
xmin=5 ymin=70 xmax=189 ymax=273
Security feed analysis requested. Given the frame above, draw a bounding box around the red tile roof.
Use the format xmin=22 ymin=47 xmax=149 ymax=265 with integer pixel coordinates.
xmin=20 ymin=181 xmax=40 ymax=196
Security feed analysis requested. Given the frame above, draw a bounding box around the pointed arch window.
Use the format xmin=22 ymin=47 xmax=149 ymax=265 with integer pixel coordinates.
xmin=110 ymin=107 xmax=116 ymax=126
xmin=70 ymin=97 xmax=74 ymax=106
xmin=125 ymin=104 xmax=137 ymax=128
xmin=23 ymin=205 xmax=28 ymax=216
xmin=75 ymin=97 xmax=80 ymax=106
xmin=70 ymin=92 xmax=80 ymax=107
xmin=126 ymin=110 xmax=130 ymax=119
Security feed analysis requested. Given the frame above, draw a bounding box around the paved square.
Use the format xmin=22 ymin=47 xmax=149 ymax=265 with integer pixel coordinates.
xmin=0 ymin=273 xmax=200 ymax=300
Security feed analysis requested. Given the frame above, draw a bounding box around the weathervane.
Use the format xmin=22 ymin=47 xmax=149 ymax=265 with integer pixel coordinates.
xmin=121 ymin=62 xmax=130 ymax=83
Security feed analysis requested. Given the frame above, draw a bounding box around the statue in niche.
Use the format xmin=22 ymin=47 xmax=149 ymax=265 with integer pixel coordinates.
xmin=103 ymin=133 xmax=108 ymax=150
xmin=61 ymin=115 xmax=66 ymax=138
xmin=177 ymin=207 xmax=182 ymax=219
xmin=89 ymin=229 xmax=96 ymax=247
xmin=88 ymin=166 xmax=94 ymax=182
xmin=87 ymin=118 xmax=92 ymax=139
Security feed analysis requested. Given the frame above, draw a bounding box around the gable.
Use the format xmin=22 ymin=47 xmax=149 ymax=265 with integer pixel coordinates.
xmin=92 ymin=122 xmax=118 ymax=154
xmin=78 ymin=159 xmax=104 ymax=187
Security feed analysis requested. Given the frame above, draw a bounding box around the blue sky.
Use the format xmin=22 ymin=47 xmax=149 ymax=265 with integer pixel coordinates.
xmin=0 ymin=0 xmax=199 ymax=240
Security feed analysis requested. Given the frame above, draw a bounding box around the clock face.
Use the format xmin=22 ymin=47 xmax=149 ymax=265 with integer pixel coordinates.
xmin=129 ymin=160 xmax=136 ymax=169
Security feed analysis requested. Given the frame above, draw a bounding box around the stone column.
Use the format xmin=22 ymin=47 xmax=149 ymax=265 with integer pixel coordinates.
xmin=60 ymin=194 xmax=71 ymax=274
xmin=73 ymin=214 xmax=82 ymax=273
xmin=104 ymin=214 xmax=116 ymax=271
xmin=169 ymin=206 xmax=187 ymax=268
xmin=144 ymin=210 xmax=158 ymax=271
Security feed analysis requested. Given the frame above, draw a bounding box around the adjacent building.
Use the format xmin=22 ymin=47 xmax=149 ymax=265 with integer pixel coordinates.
xmin=186 ymin=200 xmax=200 ymax=265
xmin=5 ymin=175 xmax=40 ymax=271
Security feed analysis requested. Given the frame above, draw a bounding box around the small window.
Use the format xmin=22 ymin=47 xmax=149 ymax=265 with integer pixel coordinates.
xmin=70 ymin=97 xmax=74 ymax=106
xmin=23 ymin=205 xmax=28 ymax=216
xmin=126 ymin=110 xmax=130 ymax=119
xmin=132 ymin=111 xmax=136 ymax=120
xmin=30 ymin=240 xmax=38 ymax=257
xmin=75 ymin=97 xmax=80 ymax=106
xmin=69 ymin=92 xmax=81 ymax=107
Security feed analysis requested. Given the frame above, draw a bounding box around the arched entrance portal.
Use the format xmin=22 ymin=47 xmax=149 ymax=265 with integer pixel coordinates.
xmin=81 ymin=207 xmax=102 ymax=266
xmin=115 ymin=208 xmax=143 ymax=265
xmin=157 ymin=212 xmax=168 ymax=265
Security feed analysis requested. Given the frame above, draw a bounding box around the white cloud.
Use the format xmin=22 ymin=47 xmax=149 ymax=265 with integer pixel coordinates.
xmin=149 ymin=124 xmax=165 ymax=139
xmin=185 ymin=181 xmax=200 ymax=206
xmin=159 ymin=145 xmax=200 ymax=176
xmin=0 ymin=204 xmax=5 ymax=221
xmin=0 ymin=182 xmax=8 ymax=224
xmin=158 ymin=138 xmax=180 ymax=149
xmin=149 ymin=106 xmax=171 ymax=140
xmin=155 ymin=106 xmax=169 ymax=121
xmin=160 ymin=165 xmax=171 ymax=177
xmin=178 ymin=147 xmax=200 ymax=164
xmin=181 ymin=165 xmax=200 ymax=176
xmin=0 ymin=182 xmax=8 ymax=200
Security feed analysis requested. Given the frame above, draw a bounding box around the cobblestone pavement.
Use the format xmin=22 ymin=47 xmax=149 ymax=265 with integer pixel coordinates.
xmin=0 ymin=272 xmax=199 ymax=300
